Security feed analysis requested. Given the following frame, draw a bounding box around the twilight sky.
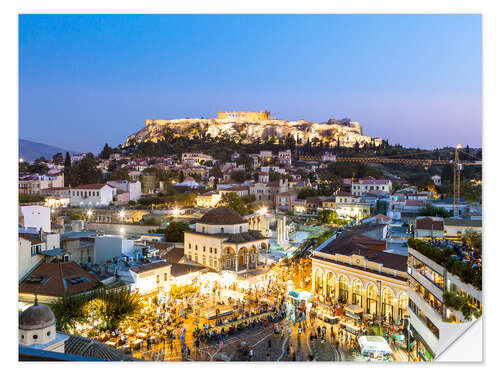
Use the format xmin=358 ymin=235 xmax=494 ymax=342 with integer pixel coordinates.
xmin=19 ymin=14 xmax=482 ymax=153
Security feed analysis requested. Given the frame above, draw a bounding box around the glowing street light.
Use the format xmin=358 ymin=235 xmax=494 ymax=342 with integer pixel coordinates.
xmin=173 ymin=208 xmax=181 ymax=216
xmin=259 ymin=207 xmax=268 ymax=215
xmin=120 ymin=227 xmax=125 ymax=235
xmin=119 ymin=210 xmax=125 ymax=221
xmin=87 ymin=209 xmax=93 ymax=218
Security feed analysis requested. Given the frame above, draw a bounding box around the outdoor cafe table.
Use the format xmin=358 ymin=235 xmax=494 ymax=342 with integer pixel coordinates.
xmin=137 ymin=332 xmax=148 ymax=339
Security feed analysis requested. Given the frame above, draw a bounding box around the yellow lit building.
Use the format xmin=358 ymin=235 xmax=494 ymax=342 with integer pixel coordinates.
xmin=195 ymin=191 xmax=221 ymax=208
xmin=184 ymin=206 xmax=269 ymax=272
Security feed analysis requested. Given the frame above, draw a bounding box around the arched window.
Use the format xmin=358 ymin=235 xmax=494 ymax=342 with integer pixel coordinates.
xmin=352 ymin=279 xmax=363 ymax=307
xmin=367 ymin=284 xmax=378 ymax=315
xmin=314 ymin=269 xmax=324 ymax=294
xmin=338 ymin=275 xmax=348 ymax=301
xmin=326 ymin=273 xmax=335 ymax=299
xmin=398 ymin=293 xmax=409 ymax=320
xmin=382 ymin=288 xmax=394 ymax=319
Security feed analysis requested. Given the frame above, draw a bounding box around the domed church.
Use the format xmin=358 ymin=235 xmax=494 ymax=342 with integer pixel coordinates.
xmin=19 ymin=296 xmax=68 ymax=353
xmin=184 ymin=206 xmax=269 ymax=272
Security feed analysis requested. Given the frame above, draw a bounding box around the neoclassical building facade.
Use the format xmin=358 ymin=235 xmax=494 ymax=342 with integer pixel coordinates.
xmin=184 ymin=206 xmax=269 ymax=272
xmin=311 ymin=239 xmax=409 ymax=322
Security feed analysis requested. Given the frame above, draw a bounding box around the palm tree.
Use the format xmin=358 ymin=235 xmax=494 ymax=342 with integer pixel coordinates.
xmin=50 ymin=293 xmax=89 ymax=332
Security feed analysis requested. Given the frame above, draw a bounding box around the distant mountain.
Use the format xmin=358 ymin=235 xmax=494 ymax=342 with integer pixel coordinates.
xmin=19 ymin=139 xmax=78 ymax=162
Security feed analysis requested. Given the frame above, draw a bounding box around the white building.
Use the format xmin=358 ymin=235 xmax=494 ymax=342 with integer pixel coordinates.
xmin=19 ymin=230 xmax=61 ymax=281
xmin=181 ymin=152 xmax=213 ymax=164
xmin=352 ymin=178 xmax=393 ymax=196
xmin=107 ymin=180 xmax=142 ymax=201
xmin=21 ymin=205 xmax=51 ymax=233
xmin=70 ymin=153 xmax=87 ymax=163
xmin=184 ymin=206 xmax=269 ymax=272
xmin=70 ymin=184 xmax=115 ymax=207
xmin=414 ymin=217 xmax=444 ymax=239
xmin=443 ymin=218 xmax=482 ymax=238
xmin=278 ymin=150 xmax=292 ymax=166
xmin=19 ymin=173 xmax=65 ymax=195
xmin=130 ymin=261 xmax=172 ymax=295
xmin=93 ymin=235 xmax=135 ymax=264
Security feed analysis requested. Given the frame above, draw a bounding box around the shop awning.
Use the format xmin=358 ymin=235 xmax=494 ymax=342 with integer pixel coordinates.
xmin=344 ymin=304 xmax=363 ymax=314
xmin=358 ymin=336 xmax=393 ymax=355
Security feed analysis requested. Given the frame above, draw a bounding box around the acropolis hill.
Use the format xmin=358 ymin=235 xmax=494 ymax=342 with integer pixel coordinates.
xmin=125 ymin=111 xmax=382 ymax=148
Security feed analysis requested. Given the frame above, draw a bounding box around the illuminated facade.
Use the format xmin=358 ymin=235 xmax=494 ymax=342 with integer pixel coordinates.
xmin=217 ymin=111 xmax=270 ymax=121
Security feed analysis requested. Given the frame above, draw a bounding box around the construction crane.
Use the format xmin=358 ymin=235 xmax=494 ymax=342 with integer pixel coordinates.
xmin=299 ymin=144 xmax=482 ymax=216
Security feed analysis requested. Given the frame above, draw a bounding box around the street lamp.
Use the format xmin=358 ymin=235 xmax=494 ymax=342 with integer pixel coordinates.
xmin=119 ymin=210 xmax=125 ymax=221
xmin=173 ymin=208 xmax=180 ymax=216
xmin=87 ymin=209 xmax=93 ymax=219
xmin=259 ymin=207 xmax=268 ymax=215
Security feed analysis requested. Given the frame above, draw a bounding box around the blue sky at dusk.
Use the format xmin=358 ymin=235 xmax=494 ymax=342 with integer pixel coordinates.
xmin=19 ymin=14 xmax=482 ymax=153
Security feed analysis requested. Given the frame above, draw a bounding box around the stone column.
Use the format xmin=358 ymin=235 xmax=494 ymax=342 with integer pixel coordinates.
xmin=235 ymin=254 xmax=238 ymax=273
xmin=246 ymin=252 xmax=250 ymax=270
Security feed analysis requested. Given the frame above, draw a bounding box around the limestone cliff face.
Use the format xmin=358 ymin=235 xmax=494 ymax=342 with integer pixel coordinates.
xmin=125 ymin=117 xmax=381 ymax=148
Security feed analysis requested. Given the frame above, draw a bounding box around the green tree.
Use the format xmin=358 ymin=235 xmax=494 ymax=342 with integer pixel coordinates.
xmin=64 ymin=152 xmax=71 ymax=169
xmin=109 ymin=167 xmax=131 ymax=181
xmin=318 ymin=209 xmax=345 ymax=225
xmin=89 ymin=287 xmax=142 ymax=330
xmin=220 ymin=192 xmax=249 ymax=216
xmin=50 ymin=293 xmax=89 ymax=332
xmin=19 ymin=193 xmax=45 ymax=203
xmin=27 ymin=163 xmax=49 ymax=175
xmin=65 ymin=153 xmax=103 ymax=187
xmin=52 ymin=152 xmax=64 ymax=165
xmin=297 ymin=187 xmax=318 ymax=199
xmin=461 ymin=180 xmax=482 ymax=203
xmin=230 ymin=170 xmax=247 ymax=183
xmin=99 ymin=143 xmax=113 ymax=159
xmin=19 ymin=161 xmax=30 ymax=173
xmin=70 ymin=213 xmax=83 ymax=220
xmin=462 ymin=229 xmax=482 ymax=254
xmin=150 ymin=221 xmax=191 ymax=242
xmin=419 ymin=204 xmax=451 ymax=218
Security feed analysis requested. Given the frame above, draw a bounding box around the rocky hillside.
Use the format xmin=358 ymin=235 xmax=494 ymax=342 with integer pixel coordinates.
xmin=125 ymin=117 xmax=382 ymax=148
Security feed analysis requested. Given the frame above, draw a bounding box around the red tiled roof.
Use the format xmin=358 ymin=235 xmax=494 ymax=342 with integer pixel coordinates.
xmin=71 ymin=183 xmax=112 ymax=190
xmin=19 ymin=233 xmax=42 ymax=244
xmin=41 ymin=187 xmax=70 ymax=191
xmin=130 ymin=261 xmax=170 ymax=274
xmin=416 ymin=217 xmax=444 ymax=230
xmin=219 ymin=186 xmax=249 ymax=192
xmin=162 ymin=248 xmax=185 ymax=264
xmin=19 ymin=262 xmax=99 ymax=297
xmin=266 ymin=181 xmax=280 ymax=187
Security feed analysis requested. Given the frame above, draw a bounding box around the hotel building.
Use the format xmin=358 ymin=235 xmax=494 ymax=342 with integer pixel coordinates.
xmin=407 ymin=239 xmax=482 ymax=361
